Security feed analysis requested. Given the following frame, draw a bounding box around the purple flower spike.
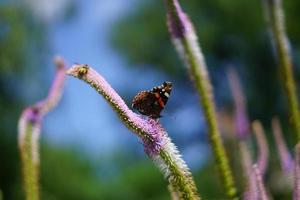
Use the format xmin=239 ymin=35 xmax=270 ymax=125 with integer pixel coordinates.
xmin=40 ymin=56 xmax=66 ymax=114
xmin=163 ymin=1 xmax=238 ymax=198
xmin=67 ymin=64 xmax=200 ymax=199
xmin=272 ymin=117 xmax=294 ymax=173
xmin=252 ymin=164 xmax=271 ymax=200
xmin=19 ymin=56 xmax=66 ymax=156
xmin=164 ymin=0 xmax=191 ymax=38
xmin=240 ymin=142 xmax=258 ymax=200
xmin=294 ymin=143 xmax=300 ymax=200
xmin=252 ymin=120 xmax=269 ymax=176
xmin=227 ymin=68 xmax=250 ymax=140
xmin=66 ymin=64 xmax=163 ymax=156
xmin=18 ymin=56 xmax=66 ymax=200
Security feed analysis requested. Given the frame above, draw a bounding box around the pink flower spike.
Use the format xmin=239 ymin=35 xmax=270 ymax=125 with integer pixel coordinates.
xmin=294 ymin=142 xmax=300 ymax=200
xmin=66 ymin=64 xmax=163 ymax=155
xmin=252 ymin=164 xmax=270 ymax=200
xmin=19 ymin=56 xmax=66 ymax=153
xmin=163 ymin=1 xmax=238 ymax=198
xmin=227 ymin=67 xmax=250 ymax=140
xmin=66 ymin=64 xmax=200 ymax=199
xmin=163 ymin=0 xmax=191 ymax=38
xmin=40 ymin=56 xmax=66 ymax=114
xmin=240 ymin=142 xmax=258 ymax=200
xmin=18 ymin=56 xmax=66 ymax=200
xmin=252 ymin=120 xmax=269 ymax=176
xmin=272 ymin=116 xmax=293 ymax=173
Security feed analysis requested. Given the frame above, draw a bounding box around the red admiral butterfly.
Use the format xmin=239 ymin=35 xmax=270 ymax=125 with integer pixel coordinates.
xmin=132 ymin=81 xmax=172 ymax=119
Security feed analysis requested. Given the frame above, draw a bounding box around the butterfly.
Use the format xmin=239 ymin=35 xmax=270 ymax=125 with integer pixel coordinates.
xmin=132 ymin=81 xmax=172 ymax=119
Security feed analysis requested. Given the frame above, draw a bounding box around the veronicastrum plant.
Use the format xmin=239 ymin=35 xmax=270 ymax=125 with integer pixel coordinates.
xmin=67 ymin=64 xmax=200 ymax=200
xmin=163 ymin=0 xmax=238 ymax=198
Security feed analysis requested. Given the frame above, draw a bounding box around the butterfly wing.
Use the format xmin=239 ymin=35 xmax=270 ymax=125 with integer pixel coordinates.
xmin=132 ymin=91 xmax=162 ymax=118
xmin=151 ymin=81 xmax=172 ymax=107
xmin=132 ymin=81 xmax=172 ymax=119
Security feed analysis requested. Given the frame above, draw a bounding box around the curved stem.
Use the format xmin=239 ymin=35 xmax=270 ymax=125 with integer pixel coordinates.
xmin=18 ymin=56 xmax=66 ymax=200
xmin=67 ymin=64 xmax=201 ymax=200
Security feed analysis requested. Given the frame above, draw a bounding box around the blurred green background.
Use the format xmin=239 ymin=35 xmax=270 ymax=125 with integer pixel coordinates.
xmin=1 ymin=0 xmax=300 ymax=199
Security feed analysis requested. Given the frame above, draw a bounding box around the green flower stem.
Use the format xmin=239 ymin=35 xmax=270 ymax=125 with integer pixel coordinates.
xmin=18 ymin=118 xmax=40 ymax=200
xmin=67 ymin=64 xmax=200 ymax=200
xmin=164 ymin=0 xmax=238 ymax=198
xmin=262 ymin=0 xmax=300 ymax=140
xmin=182 ymin=37 xmax=237 ymax=199
xmin=18 ymin=57 xmax=66 ymax=200
xmin=158 ymin=145 xmax=200 ymax=200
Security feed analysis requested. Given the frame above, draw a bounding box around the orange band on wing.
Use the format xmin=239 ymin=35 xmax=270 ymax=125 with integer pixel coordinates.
xmin=158 ymin=98 xmax=165 ymax=107
xmin=154 ymin=93 xmax=165 ymax=107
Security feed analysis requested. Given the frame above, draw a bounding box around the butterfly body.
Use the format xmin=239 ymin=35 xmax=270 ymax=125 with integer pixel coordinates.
xmin=132 ymin=81 xmax=172 ymax=119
